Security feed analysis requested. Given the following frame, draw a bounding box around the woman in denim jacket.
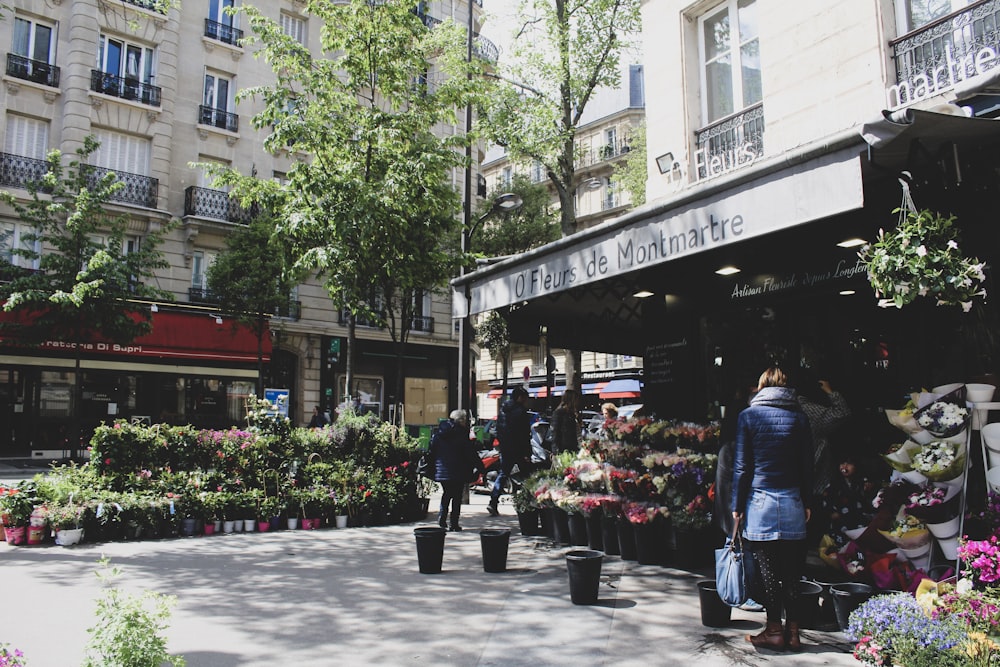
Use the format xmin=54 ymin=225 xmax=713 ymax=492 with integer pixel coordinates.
xmin=732 ymin=367 xmax=813 ymax=652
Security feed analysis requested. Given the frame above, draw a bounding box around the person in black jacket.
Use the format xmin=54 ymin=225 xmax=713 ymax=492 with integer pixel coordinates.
xmin=487 ymin=387 xmax=531 ymax=516
xmin=429 ymin=410 xmax=483 ymax=532
xmin=549 ymin=389 xmax=581 ymax=454
xmin=732 ymin=367 xmax=813 ymax=652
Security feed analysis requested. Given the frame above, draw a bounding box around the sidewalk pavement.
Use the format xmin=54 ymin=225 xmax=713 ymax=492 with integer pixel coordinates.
xmin=0 ymin=490 xmax=860 ymax=667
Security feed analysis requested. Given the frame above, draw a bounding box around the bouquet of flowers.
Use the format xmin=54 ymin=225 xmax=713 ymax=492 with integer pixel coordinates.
xmin=846 ymin=592 xmax=968 ymax=667
xmin=622 ymin=501 xmax=668 ymax=525
xmin=959 ymin=536 xmax=1000 ymax=586
xmin=878 ymin=509 xmax=930 ymax=549
xmin=903 ymin=484 xmax=961 ymax=524
xmin=880 ymin=441 xmax=922 ymax=472
xmin=913 ymin=386 xmax=969 ymax=437
xmin=911 ymin=440 xmax=966 ymax=482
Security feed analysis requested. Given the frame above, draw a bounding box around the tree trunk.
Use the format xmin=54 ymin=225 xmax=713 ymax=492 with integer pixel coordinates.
xmin=564 ymin=349 xmax=582 ymax=393
xmin=345 ymin=313 xmax=356 ymax=406
xmin=256 ymin=313 xmax=265 ymax=398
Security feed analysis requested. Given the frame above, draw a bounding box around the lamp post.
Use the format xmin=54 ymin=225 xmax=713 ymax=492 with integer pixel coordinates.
xmin=457 ymin=192 xmax=523 ymax=413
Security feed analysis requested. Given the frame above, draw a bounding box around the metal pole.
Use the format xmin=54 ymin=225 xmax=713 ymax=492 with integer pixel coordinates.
xmin=458 ymin=0 xmax=474 ymax=413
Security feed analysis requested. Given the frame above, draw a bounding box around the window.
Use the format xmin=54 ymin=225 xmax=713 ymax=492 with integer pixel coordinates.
xmin=530 ymin=161 xmax=544 ymax=183
xmin=12 ymin=16 xmax=55 ymax=64
xmin=98 ymin=35 xmax=155 ymax=84
xmin=0 ymin=222 xmax=40 ymax=269
xmin=92 ymin=129 xmax=151 ymax=176
xmin=500 ymin=166 xmax=512 ymax=187
xmin=5 ymin=115 xmax=49 ymax=159
xmin=201 ymin=72 xmax=237 ymax=130
xmin=209 ymin=0 xmax=236 ymax=28
xmin=897 ymin=0 xmax=971 ymax=31
xmin=191 ymin=250 xmax=216 ymax=291
xmin=699 ymin=0 xmax=760 ymax=123
xmin=604 ymin=177 xmax=619 ymax=209
xmin=409 ymin=289 xmax=433 ymax=332
xmin=280 ymin=12 xmax=306 ymax=45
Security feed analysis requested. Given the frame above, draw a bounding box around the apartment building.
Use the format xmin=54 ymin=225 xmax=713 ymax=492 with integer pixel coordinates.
xmin=477 ymin=62 xmax=646 ymax=416
xmin=0 ymin=0 xmax=495 ymax=457
xmin=456 ymin=0 xmax=1000 ymax=420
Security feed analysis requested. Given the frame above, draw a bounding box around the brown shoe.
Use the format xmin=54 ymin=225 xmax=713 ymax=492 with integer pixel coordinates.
xmin=746 ymin=621 xmax=786 ymax=651
xmin=784 ymin=621 xmax=801 ymax=651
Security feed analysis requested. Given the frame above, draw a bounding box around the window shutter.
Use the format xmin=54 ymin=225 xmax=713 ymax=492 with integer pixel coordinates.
xmin=93 ymin=129 xmax=150 ymax=175
xmin=5 ymin=115 xmax=49 ymax=159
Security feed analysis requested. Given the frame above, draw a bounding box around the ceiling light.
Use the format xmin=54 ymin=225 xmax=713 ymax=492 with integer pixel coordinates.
xmin=837 ymin=238 xmax=867 ymax=248
xmin=715 ymin=266 xmax=741 ymax=276
xmin=633 ymin=290 xmax=654 ymax=298
xmin=839 ymin=290 xmax=856 ymax=296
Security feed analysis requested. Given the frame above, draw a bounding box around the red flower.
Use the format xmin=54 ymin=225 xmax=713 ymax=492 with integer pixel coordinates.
xmin=104 ymin=458 xmax=112 ymax=465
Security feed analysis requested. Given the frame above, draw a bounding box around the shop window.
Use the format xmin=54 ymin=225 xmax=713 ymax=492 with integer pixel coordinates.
xmin=338 ymin=375 xmax=383 ymax=416
xmin=39 ymin=371 xmax=73 ymax=417
xmin=698 ymin=0 xmax=761 ymax=124
xmin=226 ymin=380 xmax=254 ymax=421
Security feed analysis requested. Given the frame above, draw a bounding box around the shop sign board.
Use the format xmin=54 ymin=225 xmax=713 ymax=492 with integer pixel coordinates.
xmin=460 ymin=149 xmax=864 ymax=316
xmin=264 ymin=388 xmax=290 ymax=417
xmin=887 ymin=43 xmax=998 ymax=110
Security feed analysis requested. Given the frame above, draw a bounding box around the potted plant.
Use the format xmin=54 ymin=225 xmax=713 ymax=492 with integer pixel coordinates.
xmin=859 ymin=208 xmax=987 ymax=311
xmin=284 ymin=491 xmax=301 ymax=530
xmin=0 ymin=482 xmax=39 ymax=545
xmin=48 ymin=502 xmax=87 ymax=546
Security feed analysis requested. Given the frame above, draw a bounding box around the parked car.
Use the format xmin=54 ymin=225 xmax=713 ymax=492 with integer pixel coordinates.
xmin=617 ymin=404 xmax=644 ymax=420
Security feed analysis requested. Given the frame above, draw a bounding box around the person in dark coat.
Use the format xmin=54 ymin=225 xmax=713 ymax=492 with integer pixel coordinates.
xmin=549 ymin=389 xmax=581 ymax=454
xmin=732 ymin=367 xmax=813 ymax=652
xmin=429 ymin=409 xmax=484 ymax=532
xmin=307 ymin=406 xmax=329 ymax=428
xmin=487 ymin=386 xmax=531 ymax=516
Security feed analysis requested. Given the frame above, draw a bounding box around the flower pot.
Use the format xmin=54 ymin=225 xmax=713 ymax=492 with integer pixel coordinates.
xmin=568 ymin=513 xmax=589 ymax=546
xmin=697 ymin=580 xmax=731 ymax=627
xmin=516 ymin=509 xmax=541 ymax=536
xmin=336 ymin=515 xmax=348 ymax=529
xmin=54 ymin=527 xmax=84 ymax=546
xmin=937 ymin=535 xmax=960 ymax=560
xmin=269 ymin=516 xmax=282 ymax=531
xmin=967 ymin=383 xmax=995 ymax=429
xmin=302 ymin=517 xmax=316 ymax=530
xmin=242 ymin=519 xmax=255 ymax=533
xmin=617 ymin=519 xmax=637 ymax=561
xmin=632 ymin=521 xmax=661 ymax=565
xmin=257 ymin=520 xmax=270 ymax=532
xmin=984 ymin=425 xmax=1000 ymax=468
xmin=900 ymin=542 xmax=932 ymax=570
xmin=899 ymin=469 xmax=928 ymax=485
xmin=910 ymin=430 xmax=935 ymax=445
xmin=213 ymin=520 xmax=222 ymax=532
xmin=26 ymin=525 xmax=45 ymax=545
xmin=203 ymin=522 xmax=216 ymax=536
xmin=565 ymin=549 xmax=603 ymax=605
xmin=180 ymin=518 xmax=198 ymax=536
xmin=4 ymin=526 xmax=26 ymax=545
xmin=798 ymin=580 xmax=823 ymax=630
xmin=926 ymin=515 xmax=961 ymax=539
xmin=414 ymin=527 xmax=446 ymax=574
xmin=480 ymin=528 xmax=511 ymax=573
xmin=585 ymin=511 xmax=604 ymax=551
xmin=601 ymin=516 xmax=620 ymax=556
xmin=551 ymin=507 xmax=571 ymax=545
xmin=222 ymin=520 xmax=235 ymax=534
xmin=286 ymin=518 xmax=299 ymax=530
xmin=831 ymin=583 xmax=873 ymax=632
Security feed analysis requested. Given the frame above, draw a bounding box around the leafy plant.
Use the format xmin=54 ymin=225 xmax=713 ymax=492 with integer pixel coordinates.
xmin=859 ymin=208 xmax=987 ymax=311
xmin=83 ymin=558 xmax=185 ymax=667
xmin=0 ymin=481 xmax=40 ymax=527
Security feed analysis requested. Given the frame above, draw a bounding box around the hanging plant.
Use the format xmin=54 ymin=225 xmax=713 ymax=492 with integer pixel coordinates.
xmin=859 ymin=208 xmax=987 ymax=312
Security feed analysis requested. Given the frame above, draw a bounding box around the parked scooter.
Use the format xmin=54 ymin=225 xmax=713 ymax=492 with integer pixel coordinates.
xmin=473 ymin=421 xmax=550 ymax=495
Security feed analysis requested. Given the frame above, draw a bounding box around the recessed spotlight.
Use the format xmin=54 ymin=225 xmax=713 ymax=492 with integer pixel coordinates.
xmin=715 ymin=266 xmax=741 ymax=276
xmin=839 ymin=290 xmax=856 ymax=296
xmin=633 ymin=290 xmax=654 ymax=298
xmin=837 ymin=238 xmax=867 ymax=248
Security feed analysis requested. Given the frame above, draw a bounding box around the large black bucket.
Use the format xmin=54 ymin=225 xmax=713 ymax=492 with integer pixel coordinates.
xmin=697 ymin=580 xmax=732 ymax=626
xmin=586 ymin=511 xmax=605 ymax=551
xmin=568 ymin=513 xmax=589 ymax=546
xmin=566 ymin=549 xmax=604 ymax=605
xmin=601 ymin=517 xmax=620 ymax=556
xmin=516 ymin=510 xmax=542 ymax=536
xmin=480 ymin=528 xmax=511 ymax=573
xmin=831 ymin=582 xmax=874 ymax=632
xmin=797 ymin=580 xmax=823 ymax=629
xmin=552 ymin=508 xmax=571 ymax=545
xmin=617 ymin=520 xmax=637 ymax=561
xmin=414 ymin=527 xmax=446 ymax=574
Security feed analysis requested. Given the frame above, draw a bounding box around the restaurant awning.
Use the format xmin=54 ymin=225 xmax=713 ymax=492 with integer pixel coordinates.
xmin=599 ymin=378 xmax=642 ymax=399
xmin=485 ymin=381 xmax=610 ymax=400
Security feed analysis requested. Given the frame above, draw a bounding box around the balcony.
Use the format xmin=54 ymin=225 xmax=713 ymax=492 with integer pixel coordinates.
xmin=184 ymin=186 xmax=252 ymax=224
xmin=6 ymin=54 xmax=60 ymax=87
xmin=407 ymin=314 xmax=434 ymax=333
xmin=274 ymin=300 xmax=302 ymax=321
xmin=602 ymin=195 xmax=621 ymax=211
xmin=84 ymin=165 xmax=159 ymax=208
xmin=890 ymin=0 xmax=1000 ymax=107
xmin=187 ymin=286 xmax=218 ymax=305
xmin=123 ymin=0 xmax=167 ymax=12
xmin=339 ymin=308 xmax=385 ymax=329
xmin=90 ymin=70 xmax=162 ymax=107
xmin=204 ymin=18 xmax=243 ymax=47
xmin=0 ymin=152 xmax=50 ymax=190
xmin=693 ymin=102 xmax=765 ymax=180
xmin=473 ymin=34 xmax=498 ymax=63
xmin=198 ymin=105 xmax=239 ymax=133
xmin=576 ymin=139 xmax=632 ymax=169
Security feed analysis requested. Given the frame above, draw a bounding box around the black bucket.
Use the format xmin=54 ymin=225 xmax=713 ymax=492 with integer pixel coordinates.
xmin=516 ymin=510 xmax=541 ymax=536
xmin=797 ymin=580 xmax=823 ymax=629
xmin=601 ymin=517 xmax=620 ymax=556
xmin=831 ymin=582 xmax=873 ymax=632
xmin=810 ymin=579 xmax=841 ymax=631
xmin=566 ymin=549 xmax=604 ymax=605
xmin=568 ymin=513 xmax=589 ymax=546
xmin=480 ymin=528 xmax=511 ymax=573
xmin=414 ymin=527 xmax=446 ymax=574
xmin=552 ymin=508 xmax=571 ymax=545
xmin=697 ymin=580 xmax=732 ymax=626
xmin=617 ymin=520 xmax=637 ymax=561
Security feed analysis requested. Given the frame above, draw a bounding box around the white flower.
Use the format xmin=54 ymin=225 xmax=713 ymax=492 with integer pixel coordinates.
xmin=956 ymin=578 xmax=974 ymax=595
xmin=916 ymin=245 xmax=927 ymax=257
xmin=877 ymin=299 xmax=895 ymax=308
xmin=947 ymin=240 xmax=959 ymax=250
xmin=973 ymin=263 xmax=986 ymax=281
xmin=962 ymin=301 xmax=973 ymax=313
xmin=918 ymin=284 xmax=929 ymax=296
xmin=897 ymin=282 xmax=911 ymax=295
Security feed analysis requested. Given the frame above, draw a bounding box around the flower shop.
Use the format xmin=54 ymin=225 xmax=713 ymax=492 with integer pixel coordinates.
xmin=0 ymin=398 xmax=432 ymax=547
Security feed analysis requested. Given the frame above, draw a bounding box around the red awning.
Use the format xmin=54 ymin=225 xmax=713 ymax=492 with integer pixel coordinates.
xmin=599 ymin=378 xmax=642 ymax=399
xmin=0 ymin=308 xmax=270 ymax=364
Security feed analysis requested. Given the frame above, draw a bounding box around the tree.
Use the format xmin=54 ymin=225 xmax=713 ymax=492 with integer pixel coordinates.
xmin=472 ymin=175 xmax=559 ymax=259
xmin=206 ymin=213 xmax=300 ymax=398
xmin=480 ymin=0 xmax=642 ymax=390
xmin=206 ymin=0 xmax=487 ymax=420
xmin=476 ymin=310 xmax=512 ymax=402
xmin=0 ymin=136 xmax=174 ymax=454
xmin=614 ymin=121 xmax=646 ymax=207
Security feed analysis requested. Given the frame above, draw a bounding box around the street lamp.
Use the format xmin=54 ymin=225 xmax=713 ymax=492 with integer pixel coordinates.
xmin=457 ymin=192 xmax=523 ymax=413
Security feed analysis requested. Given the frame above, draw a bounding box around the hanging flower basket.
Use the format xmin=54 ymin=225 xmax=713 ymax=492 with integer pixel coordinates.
xmin=859 ymin=207 xmax=987 ymax=311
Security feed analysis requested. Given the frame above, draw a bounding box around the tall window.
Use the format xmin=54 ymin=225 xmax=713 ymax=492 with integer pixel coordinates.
xmin=280 ymin=12 xmax=306 ymax=45
xmin=12 ymin=16 xmax=55 ymax=64
xmin=699 ymin=0 xmax=760 ymax=123
xmin=98 ymin=35 xmax=155 ymax=84
xmin=898 ymin=0 xmax=971 ymax=31
xmin=0 ymin=222 xmax=40 ymax=269
xmin=92 ymin=129 xmax=151 ymax=176
xmin=209 ymin=0 xmax=236 ymax=28
xmin=191 ymin=250 xmax=216 ymax=291
xmin=5 ymin=115 xmax=49 ymax=159
xmin=500 ymin=166 xmax=512 ymax=187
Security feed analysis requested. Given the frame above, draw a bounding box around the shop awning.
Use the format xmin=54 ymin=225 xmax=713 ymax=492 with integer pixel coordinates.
xmin=599 ymin=378 xmax=642 ymax=399
xmin=485 ymin=381 xmax=609 ymax=400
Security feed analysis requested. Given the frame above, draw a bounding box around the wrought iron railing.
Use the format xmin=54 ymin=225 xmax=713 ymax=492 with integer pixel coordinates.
xmin=187 ymin=286 xmax=218 ymax=305
xmin=338 ymin=308 xmax=386 ymax=329
xmin=890 ymin=0 xmax=1000 ymax=106
xmin=84 ymin=165 xmax=159 ymax=208
xmin=576 ymin=138 xmax=633 ymax=169
xmin=204 ymin=18 xmax=244 ymax=46
xmin=694 ymin=102 xmax=765 ymax=180
xmin=184 ymin=186 xmax=252 ymax=223
xmin=123 ymin=0 xmax=167 ymax=12
xmin=198 ymin=105 xmax=239 ymax=133
xmin=473 ymin=34 xmax=498 ymax=63
xmin=90 ymin=70 xmax=162 ymax=107
xmin=6 ymin=54 xmax=60 ymax=87
xmin=407 ymin=315 xmax=434 ymax=333
xmin=274 ymin=300 xmax=302 ymax=321
xmin=602 ymin=196 xmax=622 ymax=211
xmin=0 ymin=152 xmax=50 ymax=190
